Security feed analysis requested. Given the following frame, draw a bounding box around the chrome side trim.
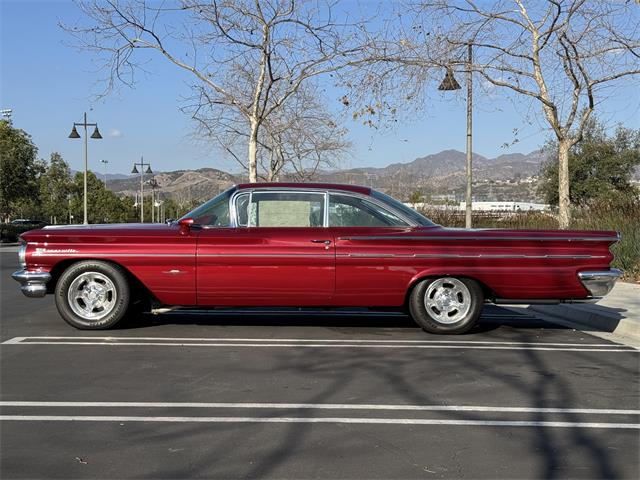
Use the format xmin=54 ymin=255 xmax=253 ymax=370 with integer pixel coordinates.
xmin=31 ymin=252 xmax=194 ymax=258
xmin=339 ymin=235 xmax=620 ymax=242
xmin=198 ymin=253 xmax=331 ymax=258
xmin=27 ymin=251 xmax=608 ymax=261
xmin=578 ymin=269 xmax=622 ymax=297
xmin=12 ymin=270 xmax=51 ymax=298
xmin=343 ymin=253 xmax=395 ymax=258
xmin=338 ymin=253 xmax=607 ymax=260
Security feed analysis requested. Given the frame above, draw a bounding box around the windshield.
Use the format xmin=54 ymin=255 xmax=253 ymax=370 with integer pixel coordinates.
xmin=370 ymin=190 xmax=437 ymax=227
xmin=180 ymin=187 xmax=234 ymax=226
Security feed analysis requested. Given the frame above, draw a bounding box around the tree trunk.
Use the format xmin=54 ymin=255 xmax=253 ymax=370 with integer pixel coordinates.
xmin=558 ymin=139 xmax=571 ymax=229
xmin=248 ymin=118 xmax=258 ymax=183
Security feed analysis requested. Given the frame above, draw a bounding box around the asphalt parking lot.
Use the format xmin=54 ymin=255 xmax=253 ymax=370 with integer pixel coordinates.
xmin=1 ymin=250 xmax=639 ymax=479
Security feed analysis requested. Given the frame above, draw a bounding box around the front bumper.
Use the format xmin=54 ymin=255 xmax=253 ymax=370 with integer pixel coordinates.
xmin=578 ymin=268 xmax=622 ymax=299
xmin=11 ymin=270 xmax=51 ymax=298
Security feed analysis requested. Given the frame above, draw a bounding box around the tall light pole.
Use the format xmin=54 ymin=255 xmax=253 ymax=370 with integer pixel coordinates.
xmin=131 ymin=157 xmax=152 ymax=223
xmin=158 ymin=200 xmax=164 ymax=223
xmin=100 ymin=159 xmax=109 ymax=189
xmin=69 ymin=112 xmax=102 ymax=224
xmin=438 ymin=42 xmax=473 ymax=228
xmin=148 ymin=177 xmax=159 ymax=223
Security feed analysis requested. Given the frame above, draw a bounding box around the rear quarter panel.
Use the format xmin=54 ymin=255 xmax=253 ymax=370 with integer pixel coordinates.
xmin=332 ymin=227 xmax=617 ymax=306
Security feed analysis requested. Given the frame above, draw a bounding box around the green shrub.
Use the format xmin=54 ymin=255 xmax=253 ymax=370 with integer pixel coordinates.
xmin=0 ymin=224 xmax=19 ymax=243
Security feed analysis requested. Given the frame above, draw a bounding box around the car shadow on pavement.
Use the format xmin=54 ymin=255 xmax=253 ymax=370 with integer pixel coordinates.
xmin=117 ymin=305 xmax=572 ymax=335
xmin=526 ymin=303 xmax=628 ymax=334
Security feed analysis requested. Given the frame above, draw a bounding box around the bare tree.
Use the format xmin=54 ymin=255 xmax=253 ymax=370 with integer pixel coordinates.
xmin=258 ymin=85 xmax=351 ymax=181
xmin=186 ymin=76 xmax=350 ymax=181
xmin=66 ymin=0 xmax=365 ymax=182
xmin=358 ymin=0 xmax=639 ymax=228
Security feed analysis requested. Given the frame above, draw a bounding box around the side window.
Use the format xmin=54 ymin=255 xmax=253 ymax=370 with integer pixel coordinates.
xmin=188 ymin=192 xmax=231 ymax=226
xmin=247 ymin=192 xmax=325 ymax=227
xmin=329 ymin=194 xmax=409 ymax=227
xmin=235 ymin=193 xmax=250 ymax=227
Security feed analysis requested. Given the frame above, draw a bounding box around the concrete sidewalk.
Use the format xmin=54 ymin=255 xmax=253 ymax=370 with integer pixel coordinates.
xmin=518 ymin=282 xmax=640 ymax=346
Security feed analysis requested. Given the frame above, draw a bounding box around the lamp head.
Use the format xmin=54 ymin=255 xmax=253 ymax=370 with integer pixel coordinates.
xmin=90 ymin=126 xmax=102 ymax=139
xmin=68 ymin=125 xmax=81 ymax=139
xmin=438 ymin=68 xmax=462 ymax=91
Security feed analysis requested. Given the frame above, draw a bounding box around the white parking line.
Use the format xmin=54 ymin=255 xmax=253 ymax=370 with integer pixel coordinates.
xmin=2 ymin=401 xmax=638 ymax=415
xmin=3 ymin=336 xmax=631 ymax=347
xmin=1 ymin=415 xmax=637 ymax=429
xmin=2 ymin=337 xmax=636 ymax=352
xmin=3 ymin=342 xmax=634 ymax=352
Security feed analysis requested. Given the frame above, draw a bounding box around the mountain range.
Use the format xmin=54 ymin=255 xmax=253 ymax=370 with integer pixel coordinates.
xmin=106 ymin=149 xmax=547 ymax=203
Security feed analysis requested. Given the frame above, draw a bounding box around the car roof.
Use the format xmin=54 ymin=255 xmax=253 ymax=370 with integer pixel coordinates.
xmin=235 ymin=182 xmax=372 ymax=195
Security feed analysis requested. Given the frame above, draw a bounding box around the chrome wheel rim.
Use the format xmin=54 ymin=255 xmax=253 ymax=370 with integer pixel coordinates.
xmin=67 ymin=271 xmax=117 ymax=321
xmin=424 ymin=278 xmax=471 ymax=324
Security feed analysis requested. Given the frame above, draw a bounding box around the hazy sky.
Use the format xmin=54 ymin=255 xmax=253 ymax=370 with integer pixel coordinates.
xmin=2 ymin=0 xmax=639 ymax=176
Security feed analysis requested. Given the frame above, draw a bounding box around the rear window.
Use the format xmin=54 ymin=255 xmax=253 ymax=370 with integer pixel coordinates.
xmin=371 ymin=190 xmax=437 ymax=227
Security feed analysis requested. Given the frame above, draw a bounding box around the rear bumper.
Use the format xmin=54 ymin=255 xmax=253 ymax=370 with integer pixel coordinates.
xmin=11 ymin=270 xmax=51 ymax=298
xmin=578 ymin=268 xmax=622 ymax=299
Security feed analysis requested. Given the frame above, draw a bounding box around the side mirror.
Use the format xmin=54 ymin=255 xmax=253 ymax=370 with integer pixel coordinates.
xmin=178 ymin=217 xmax=195 ymax=234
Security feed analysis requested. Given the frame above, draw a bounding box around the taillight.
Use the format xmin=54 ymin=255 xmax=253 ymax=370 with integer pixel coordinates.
xmin=18 ymin=240 xmax=27 ymax=269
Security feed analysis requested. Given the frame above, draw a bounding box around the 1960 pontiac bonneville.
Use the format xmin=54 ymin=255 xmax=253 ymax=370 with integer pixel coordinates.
xmin=12 ymin=183 xmax=621 ymax=333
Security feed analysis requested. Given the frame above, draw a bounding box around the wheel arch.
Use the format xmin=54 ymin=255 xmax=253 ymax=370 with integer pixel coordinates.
xmin=404 ymin=270 xmax=495 ymax=308
xmin=47 ymin=258 xmax=155 ymax=306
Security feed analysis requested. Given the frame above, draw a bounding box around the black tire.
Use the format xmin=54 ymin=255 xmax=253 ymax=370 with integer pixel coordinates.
xmin=409 ymin=277 xmax=484 ymax=334
xmin=55 ymin=260 xmax=130 ymax=329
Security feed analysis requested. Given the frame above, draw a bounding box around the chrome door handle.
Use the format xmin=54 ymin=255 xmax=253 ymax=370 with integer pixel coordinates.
xmin=311 ymin=239 xmax=332 ymax=250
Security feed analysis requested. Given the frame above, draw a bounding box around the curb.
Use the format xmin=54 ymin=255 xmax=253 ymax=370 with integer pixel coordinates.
xmin=524 ymin=304 xmax=640 ymax=344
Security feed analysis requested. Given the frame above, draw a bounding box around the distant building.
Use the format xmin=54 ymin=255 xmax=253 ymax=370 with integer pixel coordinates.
xmin=431 ymin=193 xmax=458 ymax=203
xmin=458 ymin=201 xmax=550 ymax=212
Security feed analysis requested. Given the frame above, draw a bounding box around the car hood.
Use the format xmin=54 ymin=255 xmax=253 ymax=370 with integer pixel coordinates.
xmin=20 ymin=223 xmax=176 ymax=241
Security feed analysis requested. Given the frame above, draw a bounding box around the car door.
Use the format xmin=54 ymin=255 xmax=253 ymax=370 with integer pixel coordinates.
xmin=329 ymin=192 xmax=416 ymax=307
xmin=197 ymin=189 xmax=335 ymax=306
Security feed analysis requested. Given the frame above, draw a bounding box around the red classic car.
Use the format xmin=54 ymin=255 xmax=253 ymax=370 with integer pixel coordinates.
xmin=12 ymin=183 xmax=621 ymax=333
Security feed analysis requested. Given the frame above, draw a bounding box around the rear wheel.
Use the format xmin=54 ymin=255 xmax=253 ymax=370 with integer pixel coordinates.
xmin=55 ymin=261 xmax=130 ymax=329
xmin=409 ymin=277 xmax=484 ymax=334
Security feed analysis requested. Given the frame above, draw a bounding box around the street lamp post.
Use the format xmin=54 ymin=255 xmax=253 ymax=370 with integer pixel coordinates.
xmin=100 ymin=159 xmax=109 ymax=189
xmin=69 ymin=112 xmax=102 ymax=224
xmin=438 ymin=42 xmax=473 ymax=229
xmin=148 ymin=178 xmax=159 ymax=223
xmin=131 ymin=157 xmax=152 ymax=223
xmin=158 ymin=200 xmax=164 ymax=223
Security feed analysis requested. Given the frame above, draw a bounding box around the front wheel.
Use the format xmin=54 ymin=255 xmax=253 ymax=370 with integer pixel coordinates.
xmin=55 ymin=261 xmax=130 ymax=329
xmin=409 ymin=277 xmax=484 ymax=334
